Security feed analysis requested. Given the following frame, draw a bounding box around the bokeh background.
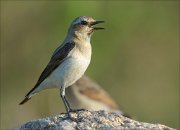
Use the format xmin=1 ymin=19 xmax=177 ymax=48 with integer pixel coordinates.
xmin=1 ymin=1 xmax=179 ymax=129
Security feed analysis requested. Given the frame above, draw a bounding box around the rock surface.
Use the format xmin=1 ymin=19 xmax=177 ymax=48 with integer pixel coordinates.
xmin=16 ymin=110 xmax=175 ymax=130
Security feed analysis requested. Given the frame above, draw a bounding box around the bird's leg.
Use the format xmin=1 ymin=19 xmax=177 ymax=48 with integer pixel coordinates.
xmin=65 ymin=96 xmax=87 ymax=112
xmin=63 ymin=89 xmax=86 ymax=113
xmin=60 ymin=87 xmax=84 ymax=122
xmin=60 ymin=88 xmax=80 ymax=122
xmin=64 ymin=96 xmax=72 ymax=111
xmin=60 ymin=87 xmax=71 ymax=116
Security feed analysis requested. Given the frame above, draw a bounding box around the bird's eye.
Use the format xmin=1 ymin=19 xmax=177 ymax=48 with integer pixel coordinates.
xmin=81 ymin=21 xmax=88 ymax=25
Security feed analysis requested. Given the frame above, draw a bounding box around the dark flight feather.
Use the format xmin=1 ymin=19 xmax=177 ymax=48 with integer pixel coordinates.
xmin=19 ymin=42 xmax=75 ymax=105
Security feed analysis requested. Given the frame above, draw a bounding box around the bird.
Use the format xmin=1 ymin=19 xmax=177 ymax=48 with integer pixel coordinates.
xmin=19 ymin=16 xmax=104 ymax=116
xmin=66 ymin=75 xmax=130 ymax=117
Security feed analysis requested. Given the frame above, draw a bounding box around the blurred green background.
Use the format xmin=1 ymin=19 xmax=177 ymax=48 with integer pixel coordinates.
xmin=1 ymin=1 xmax=179 ymax=129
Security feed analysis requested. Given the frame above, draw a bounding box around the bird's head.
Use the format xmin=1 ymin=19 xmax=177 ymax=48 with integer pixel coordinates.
xmin=68 ymin=16 xmax=104 ymax=41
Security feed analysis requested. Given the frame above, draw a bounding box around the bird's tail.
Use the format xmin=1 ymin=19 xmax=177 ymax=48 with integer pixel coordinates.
xmin=19 ymin=84 xmax=38 ymax=105
xmin=19 ymin=96 xmax=31 ymax=105
xmin=19 ymin=80 xmax=46 ymax=105
xmin=19 ymin=92 xmax=36 ymax=105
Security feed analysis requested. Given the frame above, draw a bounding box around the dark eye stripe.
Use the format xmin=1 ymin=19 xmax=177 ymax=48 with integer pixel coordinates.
xmin=81 ymin=21 xmax=88 ymax=25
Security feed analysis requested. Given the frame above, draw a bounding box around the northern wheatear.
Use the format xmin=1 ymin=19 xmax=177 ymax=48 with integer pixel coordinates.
xmin=66 ymin=76 xmax=130 ymax=117
xmin=19 ymin=16 xmax=104 ymax=115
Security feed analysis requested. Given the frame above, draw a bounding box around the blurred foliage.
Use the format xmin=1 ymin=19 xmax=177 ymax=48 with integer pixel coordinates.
xmin=0 ymin=1 xmax=179 ymax=129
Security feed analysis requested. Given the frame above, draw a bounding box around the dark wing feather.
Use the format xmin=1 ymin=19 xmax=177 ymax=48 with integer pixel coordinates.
xmin=25 ymin=42 xmax=75 ymax=97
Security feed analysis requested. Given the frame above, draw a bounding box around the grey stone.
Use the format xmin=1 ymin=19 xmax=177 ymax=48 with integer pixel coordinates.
xmin=15 ymin=110 xmax=175 ymax=130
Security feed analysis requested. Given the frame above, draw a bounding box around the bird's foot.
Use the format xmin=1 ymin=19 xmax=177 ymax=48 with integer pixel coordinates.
xmin=69 ymin=108 xmax=87 ymax=113
xmin=66 ymin=109 xmax=87 ymax=122
xmin=66 ymin=112 xmax=80 ymax=122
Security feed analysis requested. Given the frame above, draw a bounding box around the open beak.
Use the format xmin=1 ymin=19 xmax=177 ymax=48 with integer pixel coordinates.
xmin=90 ymin=21 xmax=105 ymax=30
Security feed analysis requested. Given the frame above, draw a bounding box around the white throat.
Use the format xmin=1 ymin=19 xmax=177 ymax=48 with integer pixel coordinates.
xmin=74 ymin=31 xmax=91 ymax=43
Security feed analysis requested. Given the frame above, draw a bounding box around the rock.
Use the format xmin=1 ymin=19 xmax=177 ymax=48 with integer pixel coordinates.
xmin=15 ymin=110 xmax=175 ymax=130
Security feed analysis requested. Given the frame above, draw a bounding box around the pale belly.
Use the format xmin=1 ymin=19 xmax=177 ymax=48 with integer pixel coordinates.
xmin=49 ymin=56 xmax=90 ymax=88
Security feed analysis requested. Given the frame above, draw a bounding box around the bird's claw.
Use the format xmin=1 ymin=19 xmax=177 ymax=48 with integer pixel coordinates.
xmin=69 ymin=108 xmax=87 ymax=113
xmin=66 ymin=108 xmax=87 ymax=122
